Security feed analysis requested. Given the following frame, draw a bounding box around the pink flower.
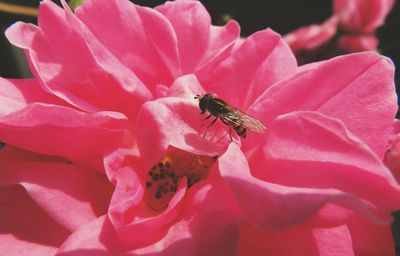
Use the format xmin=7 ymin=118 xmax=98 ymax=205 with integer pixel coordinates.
xmin=0 ymin=0 xmax=399 ymax=255
xmin=284 ymin=0 xmax=395 ymax=64
xmin=334 ymin=0 xmax=395 ymax=33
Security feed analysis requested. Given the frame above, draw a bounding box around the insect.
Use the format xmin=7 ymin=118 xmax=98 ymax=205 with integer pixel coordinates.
xmin=194 ymin=93 xmax=266 ymax=140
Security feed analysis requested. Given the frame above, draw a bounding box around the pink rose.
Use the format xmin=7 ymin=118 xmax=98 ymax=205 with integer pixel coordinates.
xmin=337 ymin=35 xmax=379 ymax=52
xmin=283 ymin=17 xmax=339 ymax=53
xmin=334 ymin=0 xmax=395 ymax=33
xmin=284 ymin=0 xmax=395 ymax=64
xmin=1 ymin=0 xmax=399 ymax=255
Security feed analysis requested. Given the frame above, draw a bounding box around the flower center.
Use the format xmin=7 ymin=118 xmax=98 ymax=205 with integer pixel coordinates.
xmin=145 ymin=148 xmax=217 ymax=211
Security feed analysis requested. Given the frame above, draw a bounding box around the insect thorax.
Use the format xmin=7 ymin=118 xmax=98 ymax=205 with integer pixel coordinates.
xmin=207 ymin=97 xmax=229 ymax=115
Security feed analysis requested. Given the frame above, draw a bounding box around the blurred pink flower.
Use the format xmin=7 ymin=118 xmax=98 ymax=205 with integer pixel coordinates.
xmin=334 ymin=0 xmax=395 ymax=33
xmin=284 ymin=0 xmax=395 ymax=64
xmin=0 ymin=0 xmax=399 ymax=255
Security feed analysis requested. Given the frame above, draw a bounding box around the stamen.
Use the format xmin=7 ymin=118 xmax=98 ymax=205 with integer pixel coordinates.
xmin=145 ymin=148 xmax=217 ymax=211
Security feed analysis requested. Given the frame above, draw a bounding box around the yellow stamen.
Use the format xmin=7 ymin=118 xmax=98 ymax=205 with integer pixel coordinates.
xmin=145 ymin=149 xmax=217 ymax=212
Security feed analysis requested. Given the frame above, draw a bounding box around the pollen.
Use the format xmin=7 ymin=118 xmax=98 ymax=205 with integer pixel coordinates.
xmin=145 ymin=148 xmax=217 ymax=211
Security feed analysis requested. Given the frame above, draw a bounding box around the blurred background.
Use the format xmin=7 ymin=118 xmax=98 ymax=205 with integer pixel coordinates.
xmin=0 ymin=0 xmax=399 ymax=253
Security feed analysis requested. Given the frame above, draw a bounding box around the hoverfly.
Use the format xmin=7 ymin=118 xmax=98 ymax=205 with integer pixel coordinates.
xmin=194 ymin=93 xmax=266 ymax=140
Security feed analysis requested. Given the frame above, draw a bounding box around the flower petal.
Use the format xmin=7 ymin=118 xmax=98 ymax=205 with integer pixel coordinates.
xmin=166 ymin=74 xmax=205 ymax=99
xmin=334 ymin=0 xmax=395 ymax=33
xmin=219 ymin=142 xmax=389 ymax=230
xmin=201 ymin=28 xmax=297 ymax=109
xmin=239 ymin=223 xmax=354 ymax=256
xmin=220 ymin=112 xmax=400 ymax=229
xmin=347 ymin=216 xmax=395 ymax=255
xmin=6 ymin=0 xmax=152 ymax=116
xmin=56 ymin=216 xmax=119 ymax=256
xmin=104 ymin=146 xmax=189 ymax=247
xmin=136 ymin=2 xmax=182 ymax=79
xmin=268 ymin=111 xmax=400 ymax=201
xmin=76 ymin=0 xmax=173 ymax=91
xmin=337 ymin=34 xmax=379 ymax=52
xmin=250 ymin=52 xmax=397 ymax=157
xmin=105 ymin=164 xmax=145 ymax=229
xmin=251 ymin=111 xmax=400 ymax=223
xmin=195 ymin=20 xmax=240 ymax=74
xmin=136 ymin=75 xmax=231 ymax=168
xmin=0 ymin=78 xmax=64 ymax=117
xmin=0 ymin=146 xmax=113 ymax=231
xmin=284 ymin=16 xmax=338 ymax=53
xmin=156 ymin=0 xmax=211 ymax=74
xmin=0 ymin=103 xmax=130 ymax=170
xmin=0 ymin=185 xmax=70 ymax=256
xmin=128 ymin=184 xmax=242 ymax=255
xmin=56 ymin=184 xmax=242 ymax=255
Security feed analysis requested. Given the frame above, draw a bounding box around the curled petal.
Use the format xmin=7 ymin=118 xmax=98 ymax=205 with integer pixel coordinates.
xmin=105 ymin=164 xmax=145 ymax=229
xmin=0 ymin=103 xmax=131 ymax=170
xmin=77 ymin=0 xmax=239 ymax=90
xmin=0 ymin=78 xmax=65 ymax=117
xmin=137 ymin=3 xmax=182 ymax=79
xmin=156 ymin=0 xmax=211 ymax=74
xmin=195 ymin=20 xmax=240 ymax=75
xmin=156 ymin=0 xmax=241 ymax=81
xmin=202 ymin=28 xmax=297 ymax=109
xmin=250 ymin=52 xmax=397 ymax=157
xmin=6 ymin=0 xmax=152 ymax=116
xmin=166 ymin=74 xmax=205 ymax=99
xmin=76 ymin=0 xmax=174 ymax=91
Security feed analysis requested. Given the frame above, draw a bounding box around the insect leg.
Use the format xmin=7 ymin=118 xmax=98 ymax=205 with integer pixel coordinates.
xmin=220 ymin=117 xmax=233 ymax=141
xmin=210 ymin=116 xmax=218 ymax=126
xmin=203 ymin=116 xmax=218 ymax=138
xmin=204 ymin=114 xmax=213 ymax=120
xmin=200 ymin=114 xmax=213 ymax=128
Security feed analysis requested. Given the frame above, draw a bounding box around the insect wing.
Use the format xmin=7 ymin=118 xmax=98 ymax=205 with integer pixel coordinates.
xmin=221 ymin=108 xmax=266 ymax=133
xmin=239 ymin=113 xmax=266 ymax=133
